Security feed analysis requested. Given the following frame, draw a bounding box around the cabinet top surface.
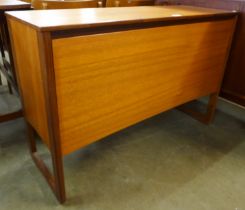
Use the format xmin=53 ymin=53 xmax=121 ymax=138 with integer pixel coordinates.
xmin=6 ymin=6 xmax=237 ymax=32
xmin=0 ymin=0 xmax=30 ymax=10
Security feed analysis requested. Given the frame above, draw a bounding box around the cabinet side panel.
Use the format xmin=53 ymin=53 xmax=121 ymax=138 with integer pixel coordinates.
xmin=52 ymin=19 xmax=235 ymax=155
xmin=8 ymin=18 xmax=50 ymax=147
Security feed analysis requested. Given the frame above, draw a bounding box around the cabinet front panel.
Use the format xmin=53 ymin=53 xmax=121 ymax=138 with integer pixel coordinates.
xmin=52 ymin=19 xmax=235 ymax=155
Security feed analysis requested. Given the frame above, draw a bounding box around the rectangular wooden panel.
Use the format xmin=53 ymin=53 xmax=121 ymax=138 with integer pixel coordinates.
xmin=52 ymin=19 xmax=235 ymax=155
xmin=8 ymin=19 xmax=50 ymax=147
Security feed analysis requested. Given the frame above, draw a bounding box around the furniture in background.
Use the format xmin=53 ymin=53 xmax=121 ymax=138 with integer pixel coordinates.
xmin=31 ymin=0 xmax=155 ymax=9
xmin=20 ymin=0 xmax=32 ymax=3
xmin=0 ymin=0 xmax=31 ymax=123
xmin=106 ymin=0 xmax=154 ymax=7
xmin=162 ymin=0 xmax=245 ymax=106
xmin=32 ymin=0 xmax=103 ymax=9
xmin=6 ymin=6 xmax=237 ymax=203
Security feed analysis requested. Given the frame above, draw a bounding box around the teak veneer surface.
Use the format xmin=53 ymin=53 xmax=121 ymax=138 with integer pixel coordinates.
xmin=52 ymin=19 xmax=235 ymax=155
xmin=0 ymin=0 xmax=30 ymax=10
xmin=6 ymin=6 xmax=236 ymax=31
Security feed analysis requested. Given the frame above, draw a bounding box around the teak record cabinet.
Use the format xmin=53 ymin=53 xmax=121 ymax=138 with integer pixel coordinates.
xmin=6 ymin=6 xmax=237 ymax=203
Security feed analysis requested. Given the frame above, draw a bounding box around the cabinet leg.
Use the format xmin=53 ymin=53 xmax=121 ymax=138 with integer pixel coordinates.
xmin=7 ymin=81 xmax=13 ymax=94
xmin=178 ymin=92 xmax=219 ymax=124
xmin=0 ymin=110 xmax=22 ymax=123
xmin=26 ymin=122 xmax=66 ymax=203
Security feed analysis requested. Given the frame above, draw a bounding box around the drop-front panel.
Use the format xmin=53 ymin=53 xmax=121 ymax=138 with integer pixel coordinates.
xmin=52 ymin=19 xmax=234 ymax=155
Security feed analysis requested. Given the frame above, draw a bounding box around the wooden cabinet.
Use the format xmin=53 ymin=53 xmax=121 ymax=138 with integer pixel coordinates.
xmin=165 ymin=0 xmax=245 ymax=106
xmin=6 ymin=6 xmax=237 ymax=203
xmin=0 ymin=0 xmax=30 ymax=123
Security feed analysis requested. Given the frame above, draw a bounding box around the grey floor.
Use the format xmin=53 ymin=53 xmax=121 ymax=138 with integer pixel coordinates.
xmin=0 ymin=86 xmax=245 ymax=210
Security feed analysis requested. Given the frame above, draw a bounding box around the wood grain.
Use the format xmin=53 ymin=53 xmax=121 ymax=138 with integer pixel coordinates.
xmin=52 ymin=19 xmax=235 ymax=155
xmin=8 ymin=19 xmax=50 ymax=147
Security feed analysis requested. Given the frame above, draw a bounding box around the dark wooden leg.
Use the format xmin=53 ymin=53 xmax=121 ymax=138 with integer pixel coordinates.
xmin=0 ymin=30 xmax=4 ymax=86
xmin=178 ymin=92 xmax=219 ymax=124
xmin=0 ymin=110 xmax=22 ymax=123
xmin=0 ymin=38 xmax=4 ymax=59
xmin=0 ymin=73 xmax=2 ymax=85
xmin=26 ymin=122 xmax=66 ymax=203
xmin=7 ymin=80 xmax=13 ymax=94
